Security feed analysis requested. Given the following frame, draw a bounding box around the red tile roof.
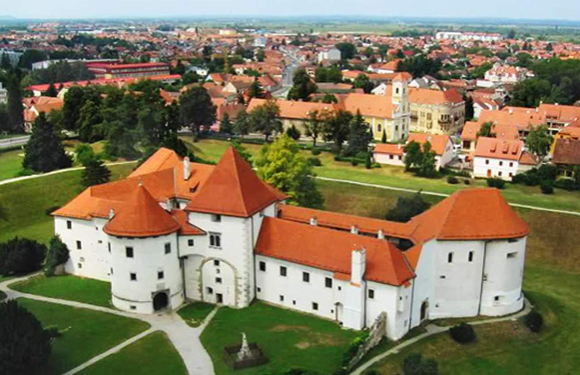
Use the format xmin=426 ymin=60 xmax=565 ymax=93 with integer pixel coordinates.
xmin=104 ymin=184 xmax=180 ymax=238
xmin=186 ymin=146 xmax=285 ymax=217
xmin=373 ymin=143 xmax=405 ymax=155
xmin=407 ymin=133 xmax=452 ymax=156
xmin=474 ymin=137 xmax=523 ymax=161
xmin=255 ymin=217 xmax=415 ymax=286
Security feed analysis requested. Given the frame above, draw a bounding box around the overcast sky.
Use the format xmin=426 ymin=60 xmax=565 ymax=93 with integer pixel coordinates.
xmin=2 ymin=0 xmax=580 ymax=21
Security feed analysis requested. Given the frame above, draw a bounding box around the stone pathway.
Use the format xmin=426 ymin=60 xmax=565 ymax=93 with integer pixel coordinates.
xmin=350 ymin=298 xmax=533 ymax=375
xmin=0 ymin=275 xmax=216 ymax=375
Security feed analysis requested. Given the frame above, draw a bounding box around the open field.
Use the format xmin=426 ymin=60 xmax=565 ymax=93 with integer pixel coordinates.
xmin=0 ymin=149 xmax=24 ymax=180
xmin=318 ymin=179 xmax=580 ymax=374
xmin=77 ymin=331 xmax=188 ymax=375
xmin=200 ymin=301 xmax=361 ymax=375
xmin=17 ymin=298 xmax=150 ymax=375
xmin=0 ymin=163 xmax=135 ymax=244
xmin=177 ymin=301 xmax=215 ymax=328
xmin=10 ymin=275 xmax=112 ymax=307
xmin=184 ymin=138 xmax=580 ymax=213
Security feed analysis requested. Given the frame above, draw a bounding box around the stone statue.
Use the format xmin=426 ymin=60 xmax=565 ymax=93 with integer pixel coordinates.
xmin=237 ymin=332 xmax=251 ymax=361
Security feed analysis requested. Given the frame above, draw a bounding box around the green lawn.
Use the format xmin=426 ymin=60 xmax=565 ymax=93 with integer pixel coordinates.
xmin=0 ymin=163 xmax=136 ymax=244
xmin=0 ymin=149 xmax=24 ymax=181
xmin=316 ymin=179 xmax=580 ymax=375
xmin=10 ymin=275 xmax=112 ymax=307
xmin=177 ymin=301 xmax=215 ymax=327
xmin=77 ymin=331 xmax=188 ymax=375
xmin=17 ymin=298 xmax=150 ymax=375
xmin=200 ymin=301 xmax=361 ymax=375
xmin=186 ymin=138 xmax=580 ymax=213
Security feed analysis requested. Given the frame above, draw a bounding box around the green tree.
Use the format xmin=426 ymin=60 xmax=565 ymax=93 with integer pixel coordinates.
xmin=256 ymin=135 xmax=324 ymax=208
xmin=78 ymin=100 xmax=102 ymax=142
xmin=385 ymin=192 xmax=431 ymax=223
xmin=233 ymin=109 xmax=250 ymax=138
xmin=402 ymin=353 xmax=439 ymax=375
xmin=247 ymin=78 xmax=265 ymax=99
xmin=526 ymin=125 xmax=553 ymax=160
xmin=0 ymin=237 xmax=47 ymax=276
xmin=255 ymin=48 xmax=265 ymax=62
xmin=477 ymin=121 xmax=495 ymax=138
xmin=304 ymin=109 xmax=324 ymax=147
xmin=346 ymin=110 xmax=373 ymax=155
xmin=44 ymin=236 xmax=69 ymax=277
xmin=335 ymin=42 xmax=356 ymax=60
xmin=464 ymin=95 xmax=474 ymax=121
xmin=74 ymin=143 xmax=96 ymax=165
xmin=18 ymin=49 xmax=47 ymax=69
xmin=220 ymin=113 xmax=234 ymax=134
xmin=403 ymin=141 xmax=422 ymax=171
xmin=23 ymin=113 xmax=72 ymax=172
xmin=82 ymin=158 xmax=111 ymax=187
xmin=288 ymin=68 xmax=317 ymax=102
xmin=179 ymin=86 xmax=216 ymax=138
xmin=286 ymin=124 xmax=301 ymax=140
xmin=249 ymin=100 xmax=283 ymax=141
xmin=5 ymin=71 xmax=24 ymax=132
xmin=45 ymin=81 xmax=58 ymax=97
xmin=472 ymin=62 xmax=493 ymax=79
xmin=62 ymin=85 xmax=87 ymax=132
xmin=509 ymin=78 xmax=555 ymax=108
xmin=353 ymin=74 xmax=374 ymax=93
xmin=0 ymin=300 xmax=53 ymax=375
xmin=418 ymin=141 xmax=437 ymax=177
xmin=0 ymin=53 xmax=11 ymax=70
xmin=322 ymin=109 xmax=353 ymax=154
xmin=381 ymin=129 xmax=387 ymax=143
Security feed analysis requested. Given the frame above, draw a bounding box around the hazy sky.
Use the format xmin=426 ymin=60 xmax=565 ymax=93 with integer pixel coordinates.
xmin=3 ymin=0 xmax=580 ymax=21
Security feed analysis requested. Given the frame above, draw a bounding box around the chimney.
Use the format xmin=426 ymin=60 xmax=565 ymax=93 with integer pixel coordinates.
xmin=109 ymin=208 xmax=115 ymax=219
xmin=183 ymin=157 xmax=191 ymax=180
xmin=351 ymin=248 xmax=366 ymax=285
xmin=509 ymin=109 xmax=513 ymax=115
xmin=351 ymin=226 xmax=359 ymax=235
xmin=309 ymin=217 xmax=318 ymax=226
xmin=377 ymin=229 xmax=385 ymax=240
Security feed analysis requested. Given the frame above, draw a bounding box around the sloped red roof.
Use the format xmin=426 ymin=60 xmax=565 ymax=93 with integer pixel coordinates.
xmin=104 ymin=184 xmax=180 ymax=238
xmin=186 ymin=146 xmax=285 ymax=217
xmin=255 ymin=217 xmax=415 ymax=286
xmin=373 ymin=143 xmax=405 ymax=155
xmin=407 ymin=133 xmax=452 ymax=156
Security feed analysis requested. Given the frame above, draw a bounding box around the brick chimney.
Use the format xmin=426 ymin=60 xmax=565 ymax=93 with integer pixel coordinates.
xmin=183 ymin=157 xmax=191 ymax=180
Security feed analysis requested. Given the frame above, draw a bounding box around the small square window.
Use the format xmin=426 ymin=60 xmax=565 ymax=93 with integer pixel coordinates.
xmin=130 ymin=305 xmax=137 ymax=310
xmin=448 ymin=252 xmax=453 ymax=263
xmin=312 ymin=302 xmax=318 ymax=311
xmin=494 ymin=296 xmax=500 ymax=301
xmin=507 ymin=252 xmax=517 ymax=259
xmin=499 ymin=161 xmax=503 ymax=166
xmin=302 ymin=272 xmax=310 ymax=282
xmin=78 ymin=263 xmax=82 ymax=269
xmin=440 ymin=275 xmax=446 ymax=279
xmin=206 ymin=287 xmax=213 ymax=294
xmin=126 ymin=247 xmax=134 ymax=258
xmin=498 ymin=171 xmax=503 ymax=177
xmin=165 ymin=243 xmax=171 ymax=254
xmin=110 ymin=268 xmax=114 ymax=275
xmin=67 ymin=220 xmax=72 ymax=229
xmin=368 ymin=289 xmax=375 ymax=299
xmin=210 ymin=233 xmax=222 ymax=248
xmin=325 ymin=277 xmax=332 ymax=288
xmin=468 ymin=251 xmax=474 ymax=262
xmin=214 ymin=260 xmax=220 ymax=266
xmin=158 ymin=271 xmax=164 ymax=280
xmin=485 ymin=159 xmax=489 ymax=165
xmin=130 ymin=273 xmax=137 ymax=281
xmin=216 ymin=277 xmax=222 ymax=284
xmin=108 ymin=243 xmax=111 ymax=252
xmin=293 ymin=300 xmax=296 ymax=305
xmin=338 ymin=286 xmax=342 ymax=291
xmin=279 ymin=295 xmax=284 ymax=302
xmin=259 ymin=261 xmax=266 ymax=272
xmin=509 ymin=162 xmax=513 ymax=167
xmin=76 ymin=241 xmax=82 ymax=250
xmin=188 ymin=239 xmax=194 ymax=247
xmin=280 ymin=266 xmax=287 ymax=277
xmin=257 ymin=287 xmax=261 ymax=292
xmin=211 ymin=214 xmax=222 ymax=222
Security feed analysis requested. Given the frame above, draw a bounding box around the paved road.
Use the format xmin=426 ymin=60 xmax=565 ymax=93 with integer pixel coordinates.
xmin=0 ymin=135 xmax=29 ymax=149
xmin=0 ymin=275 xmax=216 ymax=375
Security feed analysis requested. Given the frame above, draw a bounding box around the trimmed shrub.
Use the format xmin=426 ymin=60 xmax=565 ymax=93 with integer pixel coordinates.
xmin=403 ymin=353 xmax=439 ymax=375
xmin=44 ymin=236 xmax=70 ymax=277
xmin=463 ymin=179 xmax=471 ymax=185
xmin=351 ymin=160 xmax=359 ymax=167
xmin=307 ymin=157 xmax=322 ymax=167
xmin=511 ymin=173 xmax=528 ymax=185
xmin=486 ymin=177 xmax=506 ymax=189
xmin=0 ymin=238 xmax=47 ymax=276
xmin=525 ymin=311 xmax=543 ymax=333
xmin=540 ymin=181 xmax=554 ymax=195
xmin=311 ymin=147 xmax=321 ymax=156
xmin=0 ymin=300 xmax=52 ymax=375
xmin=449 ymin=322 xmax=476 ymax=344
xmin=447 ymin=176 xmax=459 ymax=184
xmin=554 ymin=178 xmax=578 ymax=191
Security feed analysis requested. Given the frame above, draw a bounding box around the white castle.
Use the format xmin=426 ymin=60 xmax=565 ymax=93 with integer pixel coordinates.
xmin=53 ymin=147 xmax=528 ymax=340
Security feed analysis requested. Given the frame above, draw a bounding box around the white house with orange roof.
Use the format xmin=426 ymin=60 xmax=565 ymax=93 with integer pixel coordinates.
xmin=473 ymin=137 xmax=532 ymax=180
xmin=53 ymin=146 xmax=529 ymax=339
xmin=373 ymin=133 xmax=454 ymax=170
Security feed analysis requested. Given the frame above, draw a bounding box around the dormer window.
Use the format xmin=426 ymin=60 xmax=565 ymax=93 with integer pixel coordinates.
xmin=211 ymin=214 xmax=222 ymax=222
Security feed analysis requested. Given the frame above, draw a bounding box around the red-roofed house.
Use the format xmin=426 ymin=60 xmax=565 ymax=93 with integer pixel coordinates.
xmin=473 ymin=137 xmax=527 ymax=180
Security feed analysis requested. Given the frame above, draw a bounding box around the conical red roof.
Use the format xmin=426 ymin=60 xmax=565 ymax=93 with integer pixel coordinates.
xmin=185 ymin=146 xmax=285 ymax=217
xmin=104 ymin=184 xmax=180 ymax=238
